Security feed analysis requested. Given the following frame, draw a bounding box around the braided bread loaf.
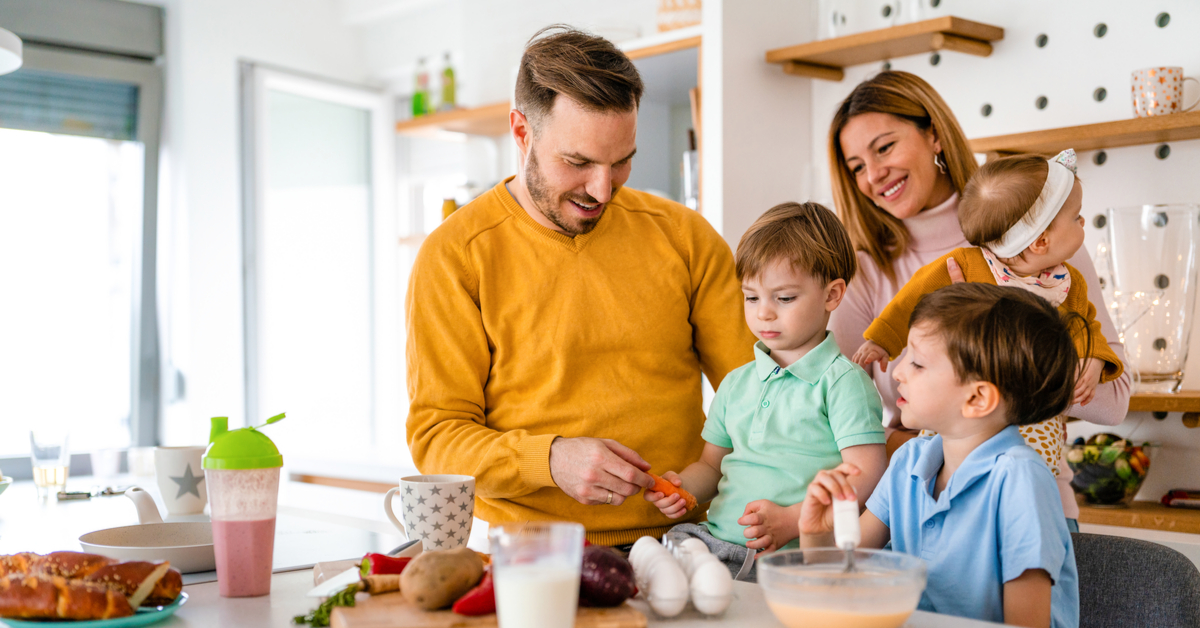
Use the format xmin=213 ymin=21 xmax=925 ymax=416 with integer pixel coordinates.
xmin=0 ymin=552 xmax=182 ymax=612
xmin=0 ymin=574 xmax=134 ymax=620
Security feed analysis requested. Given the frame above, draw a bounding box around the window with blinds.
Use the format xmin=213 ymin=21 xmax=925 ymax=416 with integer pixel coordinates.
xmin=0 ymin=68 xmax=139 ymax=141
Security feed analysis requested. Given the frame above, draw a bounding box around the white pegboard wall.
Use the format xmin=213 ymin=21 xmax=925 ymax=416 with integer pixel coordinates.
xmin=810 ymin=1 xmax=1200 ymax=389
xmin=811 ymin=0 xmax=1200 ymax=205
xmin=807 ymin=0 xmax=1200 ymax=497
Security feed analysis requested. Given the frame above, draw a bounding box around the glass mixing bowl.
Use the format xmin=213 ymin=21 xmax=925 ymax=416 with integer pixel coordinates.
xmin=757 ymin=548 xmax=927 ymax=628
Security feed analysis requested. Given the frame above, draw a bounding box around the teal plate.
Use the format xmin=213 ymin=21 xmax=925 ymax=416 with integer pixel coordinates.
xmin=1 ymin=592 xmax=187 ymax=627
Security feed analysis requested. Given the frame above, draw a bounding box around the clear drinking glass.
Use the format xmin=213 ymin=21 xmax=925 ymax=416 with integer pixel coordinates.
xmin=29 ymin=430 xmax=69 ymax=499
xmin=1097 ymin=204 xmax=1200 ymax=392
xmin=489 ymin=522 xmax=585 ymax=628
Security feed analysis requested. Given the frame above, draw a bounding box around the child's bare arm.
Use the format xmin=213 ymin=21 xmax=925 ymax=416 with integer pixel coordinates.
xmin=839 ymin=444 xmax=887 ymax=509
xmin=643 ymin=442 xmax=730 ymax=518
xmin=1003 ymin=569 xmax=1052 ymax=628
xmin=852 ymin=340 xmax=890 ymax=371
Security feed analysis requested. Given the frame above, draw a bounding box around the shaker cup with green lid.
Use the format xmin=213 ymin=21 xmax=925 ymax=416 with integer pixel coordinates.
xmin=203 ymin=413 xmax=285 ymax=597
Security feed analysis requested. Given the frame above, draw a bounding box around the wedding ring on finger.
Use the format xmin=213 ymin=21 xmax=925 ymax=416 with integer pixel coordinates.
xmin=606 ymin=490 xmax=613 ymax=505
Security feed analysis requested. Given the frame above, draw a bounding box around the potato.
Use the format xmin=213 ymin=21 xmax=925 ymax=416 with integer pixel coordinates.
xmin=400 ymin=548 xmax=484 ymax=610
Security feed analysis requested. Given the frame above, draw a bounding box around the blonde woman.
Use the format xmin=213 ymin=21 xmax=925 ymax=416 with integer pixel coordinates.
xmin=826 ymin=71 xmax=1130 ymax=532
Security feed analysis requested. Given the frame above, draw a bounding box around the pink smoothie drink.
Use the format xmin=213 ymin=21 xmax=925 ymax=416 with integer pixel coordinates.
xmin=212 ymin=517 xmax=276 ymax=597
xmin=205 ymin=465 xmax=281 ymax=597
xmin=203 ymin=415 xmax=286 ymax=598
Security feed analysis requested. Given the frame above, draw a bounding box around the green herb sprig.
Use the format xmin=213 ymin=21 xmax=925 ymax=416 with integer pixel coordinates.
xmin=293 ymin=582 xmax=360 ymax=627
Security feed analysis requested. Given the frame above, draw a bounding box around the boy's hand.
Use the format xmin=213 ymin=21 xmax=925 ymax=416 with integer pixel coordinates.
xmin=739 ymin=500 xmax=798 ymax=553
xmin=852 ymin=340 xmax=889 ymax=371
xmin=1073 ymin=357 xmax=1103 ymax=406
xmin=799 ymin=464 xmax=861 ymax=537
xmin=643 ymin=471 xmax=689 ymax=519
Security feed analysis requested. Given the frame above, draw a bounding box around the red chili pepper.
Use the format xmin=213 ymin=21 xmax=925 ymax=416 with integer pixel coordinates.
xmin=359 ymin=553 xmax=411 ymax=577
xmin=452 ymin=570 xmax=495 ymax=616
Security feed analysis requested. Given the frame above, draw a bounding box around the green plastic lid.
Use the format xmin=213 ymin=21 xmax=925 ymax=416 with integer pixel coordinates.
xmin=202 ymin=413 xmax=286 ymax=470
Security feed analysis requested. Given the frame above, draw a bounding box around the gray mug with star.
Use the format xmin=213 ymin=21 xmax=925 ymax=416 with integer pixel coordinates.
xmin=384 ymin=474 xmax=475 ymax=551
xmin=154 ymin=446 xmax=208 ymax=516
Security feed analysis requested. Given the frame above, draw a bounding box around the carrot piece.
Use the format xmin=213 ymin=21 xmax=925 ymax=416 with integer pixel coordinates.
xmin=646 ymin=473 xmax=698 ymax=511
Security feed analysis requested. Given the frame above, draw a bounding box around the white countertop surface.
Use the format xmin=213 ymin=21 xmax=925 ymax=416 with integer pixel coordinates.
xmin=0 ymin=473 xmax=1009 ymax=627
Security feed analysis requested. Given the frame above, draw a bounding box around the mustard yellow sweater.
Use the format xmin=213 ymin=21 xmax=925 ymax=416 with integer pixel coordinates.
xmin=405 ymin=178 xmax=755 ymax=545
xmin=864 ymin=247 xmax=1123 ymax=383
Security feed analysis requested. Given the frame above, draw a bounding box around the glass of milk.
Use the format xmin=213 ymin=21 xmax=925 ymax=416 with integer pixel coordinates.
xmin=489 ymin=522 xmax=585 ymax=628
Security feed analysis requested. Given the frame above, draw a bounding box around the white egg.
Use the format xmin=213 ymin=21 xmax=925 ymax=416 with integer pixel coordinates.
xmin=689 ymin=560 xmax=733 ymax=615
xmin=629 ymin=536 xmax=663 ymax=573
xmin=689 ymin=552 xmax=722 ymax=572
xmin=679 ymin=537 xmax=710 ymax=556
xmin=647 ymin=555 xmax=689 ymax=617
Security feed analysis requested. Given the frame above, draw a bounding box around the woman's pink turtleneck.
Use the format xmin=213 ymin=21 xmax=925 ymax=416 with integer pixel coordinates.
xmin=829 ymin=193 xmax=1131 ymax=518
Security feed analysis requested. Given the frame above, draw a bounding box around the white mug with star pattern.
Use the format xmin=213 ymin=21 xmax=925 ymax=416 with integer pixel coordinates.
xmin=154 ymin=446 xmax=208 ymax=516
xmin=1131 ymin=67 xmax=1200 ymax=117
xmin=384 ymin=474 xmax=475 ymax=551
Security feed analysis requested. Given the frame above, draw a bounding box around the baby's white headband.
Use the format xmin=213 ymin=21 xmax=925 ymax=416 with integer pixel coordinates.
xmin=989 ymin=149 xmax=1078 ymax=258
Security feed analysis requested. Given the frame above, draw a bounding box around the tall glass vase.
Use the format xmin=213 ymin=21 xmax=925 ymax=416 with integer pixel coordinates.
xmin=1097 ymin=204 xmax=1200 ymax=393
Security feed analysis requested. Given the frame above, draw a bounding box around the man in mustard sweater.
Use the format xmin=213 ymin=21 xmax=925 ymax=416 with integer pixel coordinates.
xmin=405 ymin=26 xmax=754 ymax=546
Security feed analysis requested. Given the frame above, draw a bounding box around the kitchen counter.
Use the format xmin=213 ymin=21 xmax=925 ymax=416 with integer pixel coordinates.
xmin=0 ymin=474 xmax=1011 ymax=627
xmin=155 ymin=572 xmax=1011 ymax=628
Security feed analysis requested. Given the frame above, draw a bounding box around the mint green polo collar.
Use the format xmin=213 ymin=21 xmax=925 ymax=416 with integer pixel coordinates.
xmin=753 ymin=331 xmax=843 ymax=384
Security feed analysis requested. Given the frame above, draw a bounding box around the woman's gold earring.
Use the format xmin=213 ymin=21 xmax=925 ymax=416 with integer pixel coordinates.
xmin=934 ymin=154 xmax=947 ymax=175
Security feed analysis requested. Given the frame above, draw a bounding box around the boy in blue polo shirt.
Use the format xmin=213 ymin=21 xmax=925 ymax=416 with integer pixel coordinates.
xmin=646 ymin=202 xmax=886 ymax=581
xmin=800 ymin=283 xmax=1079 ymax=628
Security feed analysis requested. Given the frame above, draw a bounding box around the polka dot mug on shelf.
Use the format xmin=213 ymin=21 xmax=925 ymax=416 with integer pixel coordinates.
xmin=1131 ymin=66 xmax=1199 ymax=117
xmin=384 ymin=474 xmax=475 ymax=551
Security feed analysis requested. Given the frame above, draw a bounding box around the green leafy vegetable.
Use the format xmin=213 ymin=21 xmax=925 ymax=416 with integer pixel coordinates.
xmin=293 ymin=582 xmax=359 ymax=627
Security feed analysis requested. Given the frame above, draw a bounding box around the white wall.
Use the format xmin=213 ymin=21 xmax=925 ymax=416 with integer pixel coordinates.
xmin=703 ymin=0 xmax=817 ymax=250
xmin=808 ymin=0 xmax=1200 ymax=501
xmin=148 ymin=0 xmax=369 ymax=444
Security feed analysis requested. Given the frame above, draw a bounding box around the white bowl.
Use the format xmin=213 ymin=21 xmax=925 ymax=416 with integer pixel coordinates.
xmin=79 ymin=521 xmax=216 ymax=573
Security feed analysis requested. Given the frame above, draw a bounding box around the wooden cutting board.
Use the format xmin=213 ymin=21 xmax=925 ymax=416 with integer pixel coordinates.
xmin=330 ymin=592 xmax=647 ymax=628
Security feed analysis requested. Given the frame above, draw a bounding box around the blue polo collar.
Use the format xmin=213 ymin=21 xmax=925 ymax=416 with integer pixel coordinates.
xmin=753 ymin=332 xmax=842 ymax=384
xmin=910 ymin=425 xmax=1026 ymax=503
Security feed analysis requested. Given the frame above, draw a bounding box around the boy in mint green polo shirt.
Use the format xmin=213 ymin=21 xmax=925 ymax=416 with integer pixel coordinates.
xmin=647 ymin=202 xmax=886 ymax=581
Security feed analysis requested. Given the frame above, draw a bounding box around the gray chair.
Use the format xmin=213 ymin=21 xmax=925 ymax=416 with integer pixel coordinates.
xmin=1073 ymin=532 xmax=1200 ymax=628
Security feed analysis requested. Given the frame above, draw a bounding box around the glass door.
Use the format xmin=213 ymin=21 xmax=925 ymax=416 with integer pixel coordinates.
xmin=240 ymin=64 xmax=399 ymax=464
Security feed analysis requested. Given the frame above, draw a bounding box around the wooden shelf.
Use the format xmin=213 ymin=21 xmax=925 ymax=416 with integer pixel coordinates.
xmin=765 ymin=16 xmax=1004 ymax=81
xmin=970 ymin=110 xmax=1200 ymax=158
xmin=1129 ymin=391 xmax=1200 ymax=414
xmin=1079 ymin=501 xmax=1200 ymax=535
xmin=395 ymin=101 xmax=510 ymax=137
xmin=620 ymin=25 xmax=701 ymax=60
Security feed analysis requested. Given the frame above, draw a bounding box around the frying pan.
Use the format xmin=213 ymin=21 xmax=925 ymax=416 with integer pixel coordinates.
xmin=78 ymin=487 xmax=216 ymax=573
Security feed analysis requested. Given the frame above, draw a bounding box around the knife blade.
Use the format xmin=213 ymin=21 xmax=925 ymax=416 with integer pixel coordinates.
xmin=306 ymin=540 xmax=422 ymax=598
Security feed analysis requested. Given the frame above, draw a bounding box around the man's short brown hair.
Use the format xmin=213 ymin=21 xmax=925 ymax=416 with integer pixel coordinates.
xmin=959 ymin=154 xmax=1057 ymax=250
xmin=515 ymin=25 xmax=644 ymax=132
xmin=910 ymin=283 xmax=1085 ymax=426
xmin=735 ymin=202 xmax=857 ymax=285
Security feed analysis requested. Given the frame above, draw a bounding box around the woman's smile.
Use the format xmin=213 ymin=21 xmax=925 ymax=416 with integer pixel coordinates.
xmin=879 ymin=176 xmax=907 ymax=201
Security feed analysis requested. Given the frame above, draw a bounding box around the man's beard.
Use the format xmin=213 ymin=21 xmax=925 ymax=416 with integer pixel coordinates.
xmin=525 ymin=145 xmax=612 ymax=236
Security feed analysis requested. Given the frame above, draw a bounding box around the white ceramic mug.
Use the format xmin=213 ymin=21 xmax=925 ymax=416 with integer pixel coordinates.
xmin=384 ymin=474 xmax=474 ymax=551
xmin=1131 ymin=66 xmax=1200 ymax=117
xmin=154 ymin=446 xmax=208 ymax=516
